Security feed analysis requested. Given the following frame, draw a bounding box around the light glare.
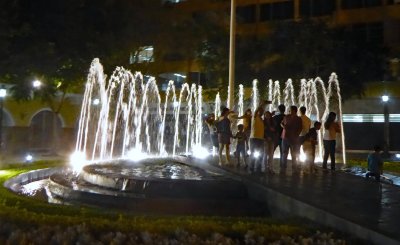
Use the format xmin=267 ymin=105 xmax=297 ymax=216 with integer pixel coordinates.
xmin=126 ymin=148 xmax=148 ymax=161
xmin=70 ymin=151 xmax=87 ymax=172
xmin=33 ymin=80 xmax=42 ymax=88
xmin=25 ymin=154 xmax=33 ymax=162
xmin=192 ymin=145 xmax=209 ymax=159
xmin=382 ymin=95 xmax=389 ymax=102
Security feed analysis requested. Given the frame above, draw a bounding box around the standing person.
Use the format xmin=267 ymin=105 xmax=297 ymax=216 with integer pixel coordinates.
xmin=263 ymin=111 xmax=276 ymax=174
xmin=273 ymin=104 xmax=286 ymax=157
xmin=366 ymin=145 xmax=384 ymax=182
xmin=217 ymin=107 xmax=233 ymax=166
xmin=299 ymin=106 xmax=311 ymax=144
xmin=302 ymin=121 xmax=321 ymax=173
xmin=205 ymin=113 xmax=219 ymax=154
xmin=280 ymin=106 xmax=303 ymax=173
xmin=237 ymin=108 xmax=252 ymax=153
xmin=234 ymin=124 xmax=247 ymax=168
xmin=322 ymin=112 xmax=341 ymax=170
xmin=249 ymin=106 xmax=265 ymax=172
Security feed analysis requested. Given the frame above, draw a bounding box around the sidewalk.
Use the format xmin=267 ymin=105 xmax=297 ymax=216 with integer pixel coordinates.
xmin=213 ymin=156 xmax=400 ymax=244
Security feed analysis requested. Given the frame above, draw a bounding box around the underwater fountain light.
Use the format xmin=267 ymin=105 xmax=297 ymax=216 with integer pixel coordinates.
xmin=92 ymin=98 xmax=100 ymax=105
xmin=25 ymin=154 xmax=33 ymax=163
xmin=299 ymin=152 xmax=307 ymax=162
xmin=126 ymin=148 xmax=148 ymax=162
xmin=381 ymin=95 xmax=389 ymax=102
xmin=192 ymin=144 xmax=209 ymax=159
xmin=253 ymin=151 xmax=261 ymax=159
xmin=69 ymin=151 xmax=87 ymax=172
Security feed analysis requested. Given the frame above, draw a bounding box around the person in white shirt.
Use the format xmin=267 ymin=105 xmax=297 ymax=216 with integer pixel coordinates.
xmin=322 ymin=112 xmax=341 ymax=170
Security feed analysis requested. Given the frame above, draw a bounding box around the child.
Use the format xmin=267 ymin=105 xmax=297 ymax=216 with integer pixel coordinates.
xmin=234 ymin=124 xmax=247 ymax=168
xmin=366 ymin=145 xmax=384 ymax=182
xmin=302 ymin=121 xmax=321 ymax=173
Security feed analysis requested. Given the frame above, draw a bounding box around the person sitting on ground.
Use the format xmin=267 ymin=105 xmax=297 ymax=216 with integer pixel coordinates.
xmin=302 ymin=121 xmax=321 ymax=173
xmin=234 ymin=124 xmax=247 ymax=168
xmin=366 ymin=145 xmax=384 ymax=182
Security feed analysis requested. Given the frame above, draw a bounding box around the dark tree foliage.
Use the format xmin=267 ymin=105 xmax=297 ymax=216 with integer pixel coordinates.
xmin=264 ymin=20 xmax=386 ymax=99
xmin=0 ymin=0 xmax=167 ymax=103
xmin=197 ymin=19 xmax=386 ymax=100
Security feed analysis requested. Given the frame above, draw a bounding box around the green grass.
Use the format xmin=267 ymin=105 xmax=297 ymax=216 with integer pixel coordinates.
xmin=0 ymin=160 xmax=313 ymax=241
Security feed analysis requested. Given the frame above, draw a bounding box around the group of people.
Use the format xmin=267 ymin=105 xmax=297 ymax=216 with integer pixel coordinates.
xmin=205 ymin=101 xmax=342 ymax=174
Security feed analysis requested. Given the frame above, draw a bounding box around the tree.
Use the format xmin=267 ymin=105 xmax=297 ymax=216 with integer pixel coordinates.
xmin=0 ymin=0 xmax=171 ymax=152
xmin=196 ymin=19 xmax=386 ymax=100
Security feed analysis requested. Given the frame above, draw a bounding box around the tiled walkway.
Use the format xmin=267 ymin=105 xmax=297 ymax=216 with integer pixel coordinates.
xmin=213 ymin=157 xmax=400 ymax=243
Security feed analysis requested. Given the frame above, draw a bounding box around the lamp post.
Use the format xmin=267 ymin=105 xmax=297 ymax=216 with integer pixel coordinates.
xmin=0 ymin=87 xmax=7 ymax=152
xmin=228 ymin=0 xmax=236 ymax=109
xmin=382 ymin=95 xmax=390 ymax=157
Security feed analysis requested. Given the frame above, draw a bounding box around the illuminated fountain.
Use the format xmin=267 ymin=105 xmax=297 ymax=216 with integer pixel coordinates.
xmin=41 ymin=59 xmax=260 ymax=214
xmin=233 ymin=73 xmax=345 ymax=164
xmin=7 ymin=58 xmax=345 ymax=213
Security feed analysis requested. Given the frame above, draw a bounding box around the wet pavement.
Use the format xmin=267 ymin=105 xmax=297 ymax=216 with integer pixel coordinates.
xmin=212 ymin=157 xmax=400 ymax=243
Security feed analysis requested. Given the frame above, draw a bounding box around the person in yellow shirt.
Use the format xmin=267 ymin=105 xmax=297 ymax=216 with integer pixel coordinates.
xmin=249 ymin=106 xmax=264 ymax=172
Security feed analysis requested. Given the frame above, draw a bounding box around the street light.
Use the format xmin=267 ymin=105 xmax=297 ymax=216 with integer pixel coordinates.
xmin=32 ymin=79 xmax=42 ymax=89
xmin=382 ymin=95 xmax=390 ymax=157
xmin=0 ymin=86 xmax=7 ymax=151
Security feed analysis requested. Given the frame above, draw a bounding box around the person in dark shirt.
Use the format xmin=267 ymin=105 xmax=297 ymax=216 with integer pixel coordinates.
xmin=263 ymin=111 xmax=276 ymax=173
xmin=280 ymin=105 xmax=302 ymax=173
xmin=234 ymin=124 xmax=247 ymax=168
xmin=273 ymin=104 xmax=286 ymax=157
xmin=217 ymin=107 xmax=233 ymax=165
xmin=302 ymin=121 xmax=321 ymax=173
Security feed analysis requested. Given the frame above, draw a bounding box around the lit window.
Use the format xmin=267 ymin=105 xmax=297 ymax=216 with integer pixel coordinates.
xmin=130 ymin=46 xmax=154 ymax=64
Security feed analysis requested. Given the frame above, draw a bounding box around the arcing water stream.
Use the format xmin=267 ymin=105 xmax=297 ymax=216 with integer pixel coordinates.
xmin=74 ymin=59 xmax=345 ymax=167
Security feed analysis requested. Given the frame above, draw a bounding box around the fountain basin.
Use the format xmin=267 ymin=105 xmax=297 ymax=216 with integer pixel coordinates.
xmin=76 ymin=158 xmax=247 ymax=199
xmin=40 ymin=157 xmax=267 ymax=216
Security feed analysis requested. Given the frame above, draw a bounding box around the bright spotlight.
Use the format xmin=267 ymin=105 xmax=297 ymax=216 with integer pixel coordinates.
xmin=192 ymin=145 xmax=209 ymax=159
xmin=25 ymin=154 xmax=33 ymax=163
xmin=381 ymin=95 xmax=389 ymax=102
xmin=93 ymin=98 xmax=100 ymax=105
xmin=253 ymin=151 xmax=261 ymax=159
xmin=33 ymin=80 xmax=42 ymax=88
xmin=70 ymin=151 xmax=87 ymax=172
xmin=299 ymin=153 xmax=307 ymax=162
xmin=126 ymin=148 xmax=148 ymax=161
xmin=395 ymin=153 xmax=400 ymax=159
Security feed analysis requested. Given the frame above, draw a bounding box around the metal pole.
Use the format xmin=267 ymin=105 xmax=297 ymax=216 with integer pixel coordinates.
xmin=383 ymin=102 xmax=390 ymax=157
xmin=228 ymin=0 xmax=236 ymax=109
xmin=0 ymin=97 xmax=3 ymax=152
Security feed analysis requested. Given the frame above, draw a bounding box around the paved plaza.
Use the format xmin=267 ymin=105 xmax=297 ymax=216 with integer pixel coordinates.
xmin=212 ymin=156 xmax=400 ymax=244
